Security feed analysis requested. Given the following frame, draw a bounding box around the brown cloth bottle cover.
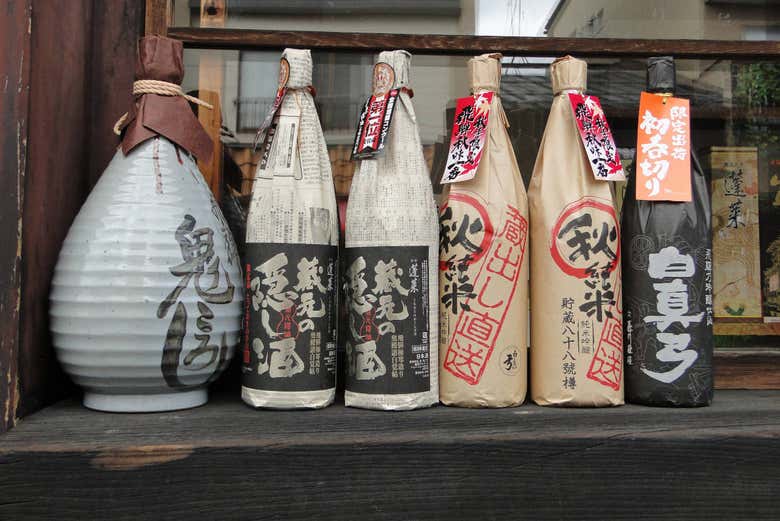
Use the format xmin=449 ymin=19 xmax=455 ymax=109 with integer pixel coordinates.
xmin=528 ymin=56 xmax=624 ymax=407
xmin=117 ymin=35 xmax=213 ymax=162
xmin=439 ymin=53 xmax=529 ymax=407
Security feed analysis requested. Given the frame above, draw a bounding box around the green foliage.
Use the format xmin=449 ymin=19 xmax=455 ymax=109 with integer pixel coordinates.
xmin=733 ymin=62 xmax=780 ymax=147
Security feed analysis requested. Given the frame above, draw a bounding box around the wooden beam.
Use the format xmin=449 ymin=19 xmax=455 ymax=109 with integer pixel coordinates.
xmin=167 ymin=28 xmax=780 ymax=58
xmin=715 ymin=349 xmax=780 ymax=390
xmin=196 ymin=0 xmax=227 ymax=201
xmin=0 ymin=391 xmax=778 ymax=518
xmin=0 ymin=0 xmax=32 ymax=434
xmin=145 ymin=0 xmax=171 ymax=36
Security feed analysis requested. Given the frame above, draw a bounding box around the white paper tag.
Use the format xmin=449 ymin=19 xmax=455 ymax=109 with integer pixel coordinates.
xmin=256 ymin=113 xmax=300 ymax=179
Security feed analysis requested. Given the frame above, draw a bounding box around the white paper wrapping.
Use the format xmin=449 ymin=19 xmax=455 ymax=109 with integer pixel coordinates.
xmin=243 ymin=49 xmax=339 ymax=409
xmin=344 ymin=50 xmax=440 ymax=410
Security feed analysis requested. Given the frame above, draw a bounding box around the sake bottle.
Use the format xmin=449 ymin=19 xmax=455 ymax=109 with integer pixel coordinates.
xmin=344 ymin=50 xmax=439 ymax=410
xmin=50 ymin=36 xmax=242 ymax=412
xmin=528 ymin=56 xmax=624 ymax=407
xmin=439 ymin=53 xmax=530 ymax=408
xmin=243 ymin=49 xmax=339 ymax=409
xmin=622 ymin=56 xmax=714 ymax=407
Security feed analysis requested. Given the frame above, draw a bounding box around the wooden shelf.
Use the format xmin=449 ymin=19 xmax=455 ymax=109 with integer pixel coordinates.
xmin=166 ymin=27 xmax=780 ymax=58
xmin=1 ymin=390 xmax=778 ymax=520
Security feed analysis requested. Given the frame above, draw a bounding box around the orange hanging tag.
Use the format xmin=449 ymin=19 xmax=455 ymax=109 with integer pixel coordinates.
xmin=635 ymin=91 xmax=692 ymax=201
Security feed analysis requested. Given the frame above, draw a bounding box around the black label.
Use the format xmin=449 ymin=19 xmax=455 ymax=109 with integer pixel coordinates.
xmin=343 ymin=246 xmax=431 ymax=395
xmin=242 ymin=243 xmax=338 ymax=392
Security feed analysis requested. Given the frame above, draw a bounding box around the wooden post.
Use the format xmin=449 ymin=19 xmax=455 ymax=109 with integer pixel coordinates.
xmin=197 ymin=0 xmax=227 ymax=202
xmin=0 ymin=0 xmax=32 ymax=433
xmin=145 ymin=0 xmax=171 ymax=36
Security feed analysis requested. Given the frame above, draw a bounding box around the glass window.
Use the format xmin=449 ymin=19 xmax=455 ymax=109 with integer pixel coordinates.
xmin=182 ymin=43 xmax=779 ymax=348
xmin=174 ymin=0 xmax=780 ymax=41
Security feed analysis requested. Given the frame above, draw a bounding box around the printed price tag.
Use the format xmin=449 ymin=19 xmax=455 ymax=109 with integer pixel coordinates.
xmin=635 ymin=91 xmax=692 ymax=201
xmin=256 ymin=114 xmax=300 ymax=180
xmin=568 ymin=93 xmax=625 ymax=182
xmin=440 ymin=92 xmax=493 ymax=184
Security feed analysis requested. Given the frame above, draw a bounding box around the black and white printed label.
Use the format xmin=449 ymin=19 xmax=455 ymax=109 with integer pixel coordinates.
xmin=257 ymin=114 xmax=301 ymax=179
xmin=242 ymin=243 xmax=338 ymax=392
xmin=343 ymin=246 xmax=430 ymax=395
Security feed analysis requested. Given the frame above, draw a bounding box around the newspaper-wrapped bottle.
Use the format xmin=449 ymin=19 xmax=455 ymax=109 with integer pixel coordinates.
xmin=623 ymin=57 xmax=713 ymax=407
xmin=243 ymin=49 xmax=339 ymax=409
xmin=528 ymin=56 xmax=624 ymax=407
xmin=439 ymin=54 xmax=529 ymax=407
xmin=50 ymin=36 xmax=242 ymax=412
xmin=344 ymin=50 xmax=439 ymax=410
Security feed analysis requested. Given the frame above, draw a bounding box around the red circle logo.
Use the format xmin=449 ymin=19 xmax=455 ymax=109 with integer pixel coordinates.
xmin=439 ymin=192 xmax=494 ymax=272
xmin=550 ymin=197 xmax=620 ymax=279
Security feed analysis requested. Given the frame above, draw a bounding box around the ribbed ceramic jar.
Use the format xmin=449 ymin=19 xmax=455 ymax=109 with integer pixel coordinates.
xmin=50 ymin=137 xmax=242 ymax=412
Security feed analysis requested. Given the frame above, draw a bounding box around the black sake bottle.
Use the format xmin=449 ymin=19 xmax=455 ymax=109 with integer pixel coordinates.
xmin=622 ymin=56 xmax=714 ymax=407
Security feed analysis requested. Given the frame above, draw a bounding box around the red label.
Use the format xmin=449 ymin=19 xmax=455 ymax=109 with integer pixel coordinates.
xmin=441 ymin=92 xmax=493 ymax=184
xmin=568 ymin=93 xmax=625 ymax=182
xmin=441 ymin=198 xmax=527 ymax=385
xmin=351 ymin=89 xmax=400 ymax=160
xmin=635 ymin=91 xmax=691 ymax=201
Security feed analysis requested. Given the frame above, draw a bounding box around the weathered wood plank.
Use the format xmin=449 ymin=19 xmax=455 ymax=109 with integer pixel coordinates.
xmin=167 ymin=28 xmax=780 ymax=58
xmin=144 ymin=0 xmax=170 ymax=36
xmin=17 ymin=0 xmax=96 ymax=419
xmin=0 ymin=391 xmax=778 ymax=520
xmin=715 ymin=349 xmax=780 ymax=390
xmin=0 ymin=0 xmax=32 ymax=434
xmin=86 ymin=0 xmax=145 ymax=188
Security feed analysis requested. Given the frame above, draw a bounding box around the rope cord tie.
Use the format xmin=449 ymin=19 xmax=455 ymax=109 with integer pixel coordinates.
xmin=113 ymin=79 xmax=213 ymax=135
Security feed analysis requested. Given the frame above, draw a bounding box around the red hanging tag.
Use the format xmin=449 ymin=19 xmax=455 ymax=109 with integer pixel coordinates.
xmin=440 ymin=91 xmax=493 ymax=184
xmin=568 ymin=93 xmax=625 ymax=182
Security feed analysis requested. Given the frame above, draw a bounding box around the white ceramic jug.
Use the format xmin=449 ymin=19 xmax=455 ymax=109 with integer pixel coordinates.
xmin=50 ymin=137 xmax=242 ymax=412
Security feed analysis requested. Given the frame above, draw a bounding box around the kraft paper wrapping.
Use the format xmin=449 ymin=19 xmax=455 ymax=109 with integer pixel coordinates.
xmin=528 ymin=56 xmax=624 ymax=407
xmin=623 ymin=57 xmax=713 ymax=407
xmin=344 ymin=50 xmax=440 ymax=410
xmin=243 ymin=49 xmax=339 ymax=409
xmin=439 ymin=54 xmax=529 ymax=407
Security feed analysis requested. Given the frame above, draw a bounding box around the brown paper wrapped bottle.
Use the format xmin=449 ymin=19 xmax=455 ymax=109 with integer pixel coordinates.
xmin=439 ymin=54 xmax=529 ymax=407
xmin=528 ymin=56 xmax=624 ymax=407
